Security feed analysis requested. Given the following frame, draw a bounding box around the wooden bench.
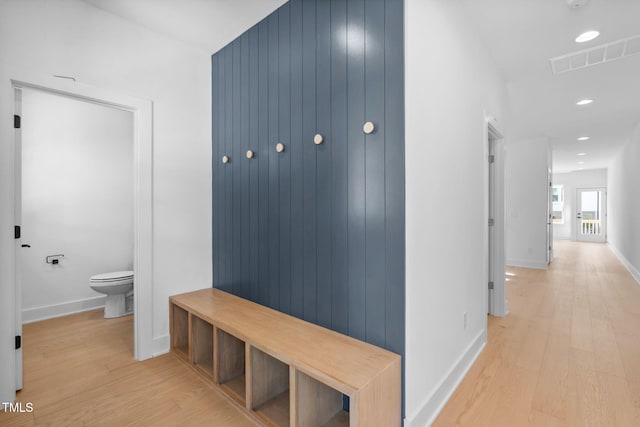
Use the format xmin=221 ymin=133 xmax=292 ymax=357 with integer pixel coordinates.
xmin=169 ymin=288 xmax=401 ymax=426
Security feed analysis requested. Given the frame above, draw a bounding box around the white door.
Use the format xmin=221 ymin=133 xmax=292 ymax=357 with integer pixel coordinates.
xmin=14 ymin=88 xmax=23 ymax=391
xmin=488 ymin=136 xmax=495 ymax=313
xmin=576 ymin=188 xmax=607 ymax=243
xmin=547 ymin=172 xmax=553 ymax=264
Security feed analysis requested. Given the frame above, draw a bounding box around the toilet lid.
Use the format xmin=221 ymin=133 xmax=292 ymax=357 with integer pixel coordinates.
xmin=90 ymin=271 xmax=134 ymax=282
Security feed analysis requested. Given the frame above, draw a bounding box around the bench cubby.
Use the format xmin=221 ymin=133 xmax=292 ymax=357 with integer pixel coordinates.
xmin=169 ymin=288 xmax=400 ymax=426
xmin=215 ymin=327 xmax=246 ymax=404
xmin=191 ymin=315 xmax=213 ymax=378
xmin=248 ymin=346 xmax=290 ymax=426
xmin=169 ymin=303 xmax=189 ymax=361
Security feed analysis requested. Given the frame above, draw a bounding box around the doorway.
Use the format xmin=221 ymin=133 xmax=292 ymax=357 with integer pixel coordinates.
xmin=7 ymin=75 xmax=154 ymax=398
xmin=486 ymin=118 xmax=507 ymax=317
xmin=576 ymin=188 xmax=607 ymax=243
xmin=19 ymin=88 xmax=134 ymax=324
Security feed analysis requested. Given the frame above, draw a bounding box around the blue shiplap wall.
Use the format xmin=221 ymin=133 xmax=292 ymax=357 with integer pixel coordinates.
xmin=212 ymin=0 xmax=404 ymax=359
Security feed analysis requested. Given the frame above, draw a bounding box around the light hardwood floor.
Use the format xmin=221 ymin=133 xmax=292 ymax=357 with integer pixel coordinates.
xmin=435 ymin=241 xmax=640 ymax=426
xmin=0 ymin=309 xmax=255 ymax=426
xmin=4 ymin=241 xmax=639 ymax=426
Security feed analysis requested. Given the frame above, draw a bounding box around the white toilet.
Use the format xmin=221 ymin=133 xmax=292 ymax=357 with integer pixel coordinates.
xmin=89 ymin=271 xmax=134 ymax=318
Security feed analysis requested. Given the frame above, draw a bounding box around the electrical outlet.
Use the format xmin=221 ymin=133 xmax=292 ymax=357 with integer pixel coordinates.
xmin=463 ymin=312 xmax=467 ymax=329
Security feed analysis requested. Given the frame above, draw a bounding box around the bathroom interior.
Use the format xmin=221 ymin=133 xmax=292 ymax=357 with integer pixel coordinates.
xmin=20 ymin=88 xmax=135 ymax=354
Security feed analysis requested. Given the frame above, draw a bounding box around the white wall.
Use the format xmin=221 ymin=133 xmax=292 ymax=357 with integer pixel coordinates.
xmin=405 ymin=0 xmax=508 ymax=424
xmin=0 ymin=0 xmax=212 ymax=400
xmin=552 ymin=169 xmax=607 ymax=241
xmin=608 ymin=124 xmax=640 ymax=283
xmin=505 ymin=138 xmax=550 ymax=269
xmin=21 ymin=89 xmax=133 ymax=322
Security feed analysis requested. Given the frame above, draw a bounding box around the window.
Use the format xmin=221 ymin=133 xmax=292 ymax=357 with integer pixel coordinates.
xmin=552 ymin=185 xmax=564 ymax=224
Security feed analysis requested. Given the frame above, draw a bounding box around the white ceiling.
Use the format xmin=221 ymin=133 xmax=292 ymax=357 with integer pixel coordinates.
xmin=458 ymin=0 xmax=640 ymax=173
xmin=83 ymin=0 xmax=287 ymax=54
xmin=82 ymin=0 xmax=640 ymax=174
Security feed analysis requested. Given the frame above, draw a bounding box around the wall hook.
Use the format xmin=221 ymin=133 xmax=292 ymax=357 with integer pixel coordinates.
xmin=246 ymin=150 xmax=254 ymax=159
xmin=314 ymin=134 xmax=324 ymax=145
xmin=363 ymin=121 xmax=375 ymax=134
xmin=222 ymin=155 xmax=230 ymax=164
xmin=276 ymin=143 xmax=285 ymax=153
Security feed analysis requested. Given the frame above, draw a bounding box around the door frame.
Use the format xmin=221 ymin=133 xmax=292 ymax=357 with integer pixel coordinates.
xmin=575 ymin=187 xmax=607 ymax=243
xmin=1 ymin=73 xmax=154 ymax=402
xmin=484 ymin=114 xmax=507 ymax=317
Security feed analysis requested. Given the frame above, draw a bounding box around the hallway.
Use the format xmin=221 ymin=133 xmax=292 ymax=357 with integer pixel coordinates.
xmin=435 ymin=241 xmax=640 ymax=426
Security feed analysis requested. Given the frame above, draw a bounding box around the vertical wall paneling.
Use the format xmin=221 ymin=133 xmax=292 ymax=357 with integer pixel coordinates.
xmin=301 ymin=0 xmax=318 ymax=323
xmin=212 ymin=54 xmax=219 ymax=291
xmin=363 ymin=0 xmax=387 ymax=349
xmin=346 ymin=0 xmax=367 ymax=342
xmin=232 ymin=41 xmax=242 ymax=297
xmin=240 ymin=33 xmax=251 ymax=299
xmin=278 ymin=3 xmax=292 ymax=314
xmin=258 ymin=21 xmax=270 ymax=306
xmin=384 ymin=0 xmax=405 ymax=355
xmin=330 ymin=0 xmax=349 ymax=335
xmin=249 ymin=27 xmax=260 ymax=302
xmin=268 ymin=13 xmax=280 ymax=310
xmin=316 ymin=0 xmax=332 ymax=329
xmin=223 ymin=46 xmax=232 ymax=291
xmin=289 ymin=0 xmax=304 ymax=319
xmin=211 ymin=0 xmax=405 ymax=405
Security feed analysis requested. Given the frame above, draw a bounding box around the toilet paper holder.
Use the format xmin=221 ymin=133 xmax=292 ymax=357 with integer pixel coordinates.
xmin=46 ymin=254 xmax=65 ymax=265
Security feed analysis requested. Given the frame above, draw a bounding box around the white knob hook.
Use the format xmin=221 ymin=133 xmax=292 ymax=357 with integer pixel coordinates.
xmin=363 ymin=121 xmax=375 ymax=134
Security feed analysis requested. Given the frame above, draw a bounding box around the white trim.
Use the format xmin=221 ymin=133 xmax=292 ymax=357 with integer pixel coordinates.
xmin=506 ymin=258 xmax=549 ymax=270
xmin=22 ymin=296 xmax=107 ymax=324
xmin=608 ymin=243 xmax=640 ymax=285
xmin=405 ymin=330 xmax=486 ymax=427
xmin=4 ymin=73 xmax=154 ymax=369
xmin=152 ymin=335 xmax=170 ymax=357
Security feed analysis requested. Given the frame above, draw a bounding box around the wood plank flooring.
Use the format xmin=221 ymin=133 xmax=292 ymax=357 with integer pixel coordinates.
xmin=0 ymin=309 xmax=255 ymax=426
xmin=435 ymin=241 xmax=640 ymax=426
xmin=3 ymin=241 xmax=639 ymax=426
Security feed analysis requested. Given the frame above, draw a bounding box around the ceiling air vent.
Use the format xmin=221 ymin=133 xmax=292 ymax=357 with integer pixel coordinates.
xmin=550 ymin=34 xmax=640 ymax=74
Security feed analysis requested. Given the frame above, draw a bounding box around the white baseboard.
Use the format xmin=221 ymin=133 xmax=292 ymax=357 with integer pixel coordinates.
xmin=22 ymin=295 xmax=106 ymax=324
xmin=151 ymin=335 xmax=170 ymax=357
xmin=608 ymin=243 xmax=640 ymax=285
xmin=405 ymin=330 xmax=486 ymax=427
xmin=506 ymin=258 xmax=548 ymax=270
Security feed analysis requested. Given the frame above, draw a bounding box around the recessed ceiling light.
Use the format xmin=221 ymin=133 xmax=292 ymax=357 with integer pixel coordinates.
xmin=575 ymin=30 xmax=600 ymax=43
xmin=577 ymin=136 xmax=590 ymax=141
xmin=577 ymin=152 xmax=587 ymax=156
xmin=578 ymin=161 xmax=585 ymax=164
xmin=576 ymin=99 xmax=593 ymax=106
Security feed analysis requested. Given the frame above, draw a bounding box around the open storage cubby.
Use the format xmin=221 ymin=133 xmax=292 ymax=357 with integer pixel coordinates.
xmin=249 ymin=346 xmax=290 ymax=427
xmin=169 ymin=289 xmax=401 ymax=426
xmin=191 ymin=315 xmax=214 ymax=378
xmin=170 ymin=303 xmax=189 ymax=361
xmin=215 ymin=327 xmax=246 ymax=404
xmin=295 ymin=371 xmax=349 ymax=427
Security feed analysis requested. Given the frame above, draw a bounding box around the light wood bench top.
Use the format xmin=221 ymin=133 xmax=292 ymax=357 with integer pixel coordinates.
xmin=170 ymin=288 xmax=400 ymax=394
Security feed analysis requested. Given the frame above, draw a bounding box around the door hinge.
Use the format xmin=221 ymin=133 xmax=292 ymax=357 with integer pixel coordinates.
xmin=14 ymin=225 xmax=21 ymax=239
xmin=488 ymin=155 xmax=495 ymax=164
xmin=488 ymin=281 xmax=495 ymax=290
xmin=15 ymin=335 xmax=21 ymax=350
xmin=14 ymin=115 xmax=21 ymax=129
xmin=488 ymin=218 xmax=495 ymax=226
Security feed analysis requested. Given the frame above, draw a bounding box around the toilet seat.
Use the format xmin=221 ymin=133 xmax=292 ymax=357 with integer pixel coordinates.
xmin=90 ymin=270 xmax=134 ymax=283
